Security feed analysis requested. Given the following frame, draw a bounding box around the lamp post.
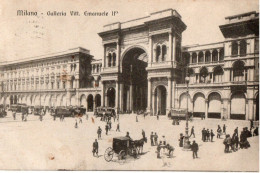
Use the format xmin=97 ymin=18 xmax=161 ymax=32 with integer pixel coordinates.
xmin=183 ymin=74 xmax=190 ymax=149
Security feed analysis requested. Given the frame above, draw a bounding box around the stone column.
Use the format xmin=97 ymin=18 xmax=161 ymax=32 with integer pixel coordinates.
xmin=248 ymin=99 xmax=254 ymax=120
xmin=152 ymin=92 xmax=155 ymax=116
xmin=189 ymin=52 xmax=192 ymax=64
xmin=147 ymin=78 xmax=152 ymax=112
xmin=223 ymin=99 xmax=229 ymax=119
xmin=93 ymin=97 xmax=96 ymax=113
xmin=129 ymin=84 xmax=133 ymax=112
xmin=172 ymin=34 xmax=176 ymax=62
xmin=149 ymin=36 xmax=153 ymax=65
xmin=196 ymin=52 xmax=199 ymax=64
xmin=167 ymin=77 xmax=172 ymax=111
xmin=217 ymin=49 xmax=220 ymax=62
xmin=253 ymin=99 xmax=257 ymax=121
xmin=101 ymin=81 xmax=105 ymax=106
xmin=102 ymin=45 xmax=106 ymax=68
xmin=172 ymin=81 xmax=176 ymax=108
xmin=203 ymin=51 xmax=206 ymax=62
xmin=117 ymin=41 xmax=120 ymax=70
xmin=205 ymin=99 xmax=208 ymax=119
xmin=105 ymin=93 xmax=108 ymax=107
xmin=168 ymin=32 xmax=173 ymax=62
xmin=115 ymin=81 xmax=119 ymax=112
xmin=210 ymin=50 xmax=213 ymax=62
xmin=120 ymin=83 xmax=124 ymax=112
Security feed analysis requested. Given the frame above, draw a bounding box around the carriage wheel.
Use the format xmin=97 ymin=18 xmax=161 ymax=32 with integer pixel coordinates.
xmin=104 ymin=147 xmax=114 ymax=162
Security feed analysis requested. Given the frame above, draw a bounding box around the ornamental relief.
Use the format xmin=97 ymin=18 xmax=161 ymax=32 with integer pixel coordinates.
xmin=152 ymin=78 xmax=168 ymax=92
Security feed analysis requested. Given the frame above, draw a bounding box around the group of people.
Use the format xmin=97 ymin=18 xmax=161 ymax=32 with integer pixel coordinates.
xmin=201 ymin=128 xmax=215 ymax=142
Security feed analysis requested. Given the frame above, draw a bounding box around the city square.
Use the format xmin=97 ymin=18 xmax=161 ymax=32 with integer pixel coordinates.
xmin=0 ymin=111 xmax=258 ymax=171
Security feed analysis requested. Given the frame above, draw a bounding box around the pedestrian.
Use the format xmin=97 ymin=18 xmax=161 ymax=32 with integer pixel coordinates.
xmin=223 ymin=134 xmax=231 ymax=153
xmin=150 ymin=132 xmax=154 ymax=146
xmin=97 ymin=126 xmax=102 ymax=140
xmin=191 ymin=140 xmax=199 ymax=159
xmin=92 ymin=139 xmax=99 ymax=157
xmin=86 ymin=113 xmax=88 ymax=120
xmin=105 ymin=124 xmax=109 ymax=135
xmin=22 ymin=113 xmax=24 ymax=121
xmin=253 ymin=127 xmax=258 ymax=136
xmin=190 ymin=126 xmax=195 ymax=138
xmin=154 ymin=132 xmax=158 ymax=146
xmin=206 ymin=129 xmax=210 ymax=142
xmin=116 ymin=123 xmax=120 ymax=132
xmin=136 ymin=115 xmax=138 ymax=122
xmin=24 ymin=113 xmax=27 ymax=122
xmin=162 ymin=135 xmax=166 ymax=147
xmin=39 ymin=113 xmax=43 ymax=121
xmin=157 ymin=141 xmax=162 ymax=159
xmin=223 ymin=124 xmax=226 ymax=135
xmin=166 ymin=144 xmax=174 ymax=158
xmin=75 ymin=120 xmax=78 ymax=128
xmin=157 ymin=111 xmax=159 ymax=120
xmin=210 ymin=129 xmax=215 ymax=142
xmin=79 ymin=117 xmax=82 ymax=123
xmin=179 ymin=133 xmax=184 ymax=147
xmin=113 ymin=114 xmax=116 ymax=122
xmin=142 ymin=129 xmax=146 ymax=139
xmin=217 ymin=125 xmax=222 ymax=138
xmin=53 ymin=114 xmax=56 ymax=121
xmin=12 ymin=111 xmax=16 ymax=120
xmin=250 ymin=119 xmax=253 ymax=131
xmin=108 ymin=120 xmax=112 ymax=130
xmin=202 ymin=128 xmax=206 ymax=142
xmin=231 ymin=130 xmax=239 ymax=152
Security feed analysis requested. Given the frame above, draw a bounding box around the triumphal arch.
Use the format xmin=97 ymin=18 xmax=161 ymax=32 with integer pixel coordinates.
xmin=98 ymin=9 xmax=186 ymax=115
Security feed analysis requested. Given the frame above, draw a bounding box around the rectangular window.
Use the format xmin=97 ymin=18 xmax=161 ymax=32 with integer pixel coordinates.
xmin=255 ymin=38 xmax=259 ymax=53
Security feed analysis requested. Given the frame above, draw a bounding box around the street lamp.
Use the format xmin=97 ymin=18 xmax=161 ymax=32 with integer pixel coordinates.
xmin=183 ymin=75 xmax=190 ymax=149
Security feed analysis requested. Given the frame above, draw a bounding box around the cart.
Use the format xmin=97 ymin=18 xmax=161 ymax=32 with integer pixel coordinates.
xmin=104 ymin=137 xmax=138 ymax=163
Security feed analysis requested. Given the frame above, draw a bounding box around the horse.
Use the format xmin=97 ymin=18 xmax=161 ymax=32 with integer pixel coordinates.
xmin=133 ymin=137 xmax=147 ymax=154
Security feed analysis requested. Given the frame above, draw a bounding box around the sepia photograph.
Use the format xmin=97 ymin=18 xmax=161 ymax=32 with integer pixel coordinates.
xmin=0 ymin=0 xmax=259 ymax=171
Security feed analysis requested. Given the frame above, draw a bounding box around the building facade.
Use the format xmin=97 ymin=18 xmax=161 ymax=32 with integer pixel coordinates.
xmin=0 ymin=9 xmax=259 ymax=120
xmin=0 ymin=47 xmax=102 ymax=112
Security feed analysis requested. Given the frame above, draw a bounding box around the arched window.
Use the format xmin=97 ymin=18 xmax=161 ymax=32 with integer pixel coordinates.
xmin=162 ymin=45 xmax=167 ymax=61
xmin=156 ymin=45 xmax=161 ymax=62
xmin=240 ymin=40 xmax=247 ymax=56
xmin=198 ymin=51 xmax=204 ymax=63
xmin=192 ymin=53 xmax=197 ymax=63
xmin=97 ymin=65 xmax=99 ymax=72
xmin=219 ymin=48 xmax=224 ymax=61
xmin=112 ymin=53 xmax=116 ymax=66
xmin=108 ymin=53 xmax=112 ymax=67
xmin=213 ymin=66 xmax=224 ymax=83
xmin=205 ymin=51 xmax=211 ymax=62
xmin=233 ymin=61 xmax=245 ymax=81
xmin=212 ymin=49 xmax=218 ymax=62
xmin=93 ymin=65 xmax=96 ymax=73
xmin=231 ymin=41 xmax=238 ymax=56
xmin=200 ymin=67 xmax=209 ymax=83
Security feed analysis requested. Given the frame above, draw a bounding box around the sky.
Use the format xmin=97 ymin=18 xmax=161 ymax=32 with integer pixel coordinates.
xmin=0 ymin=0 xmax=258 ymax=62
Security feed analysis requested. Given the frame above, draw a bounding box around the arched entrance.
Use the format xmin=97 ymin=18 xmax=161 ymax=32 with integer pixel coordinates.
xmin=95 ymin=94 xmax=101 ymax=107
xmin=70 ymin=95 xmax=76 ymax=106
xmin=80 ymin=94 xmax=87 ymax=108
xmin=107 ymin=88 xmax=115 ymax=108
xmin=122 ymin=47 xmax=148 ymax=112
xmin=10 ymin=95 xmax=14 ymax=105
xmin=179 ymin=93 xmax=192 ymax=112
xmin=87 ymin=94 xmax=93 ymax=111
xmin=154 ymin=85 xmax=167 ymax=115
xmin=208 ymin=92 xmax=222 ymax=119
xmin=193 ymin=93 xmax=205 ymax=117
xmin=14 ymin=95 xmax=18 ymax=104
xmin=230 ymin=92 xmax=246 ymax=120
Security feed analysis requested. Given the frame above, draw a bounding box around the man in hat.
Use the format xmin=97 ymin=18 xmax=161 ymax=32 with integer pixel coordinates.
xmin=191 ymin=140 xmax=199 ymax=159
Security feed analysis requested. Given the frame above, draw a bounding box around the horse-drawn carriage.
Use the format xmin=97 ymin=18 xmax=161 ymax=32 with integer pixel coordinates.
xmin=168 ymin=108 xmax=192 ymax=121
xmin=52 ymin=106 xmax=74 ymax=117
xmin=0 ymin=104 xmax=7 ymax=118
xmin=34 ymin=105 xmax=44 ymax=115
xmin=104 ymin=136 xmax=146 ymax=162
xmin=95 ymin=107 xmax=115 ymax=118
